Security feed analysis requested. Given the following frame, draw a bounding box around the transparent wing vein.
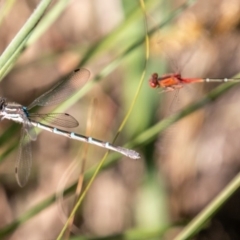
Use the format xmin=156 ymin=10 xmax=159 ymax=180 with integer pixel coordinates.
xmin=27 ymin=68 xmax=90 ymax=109
xmin=29 ymin=113 xmax=79 ymax=128
xmin=15 ymin=127 xmax=33 ymax=187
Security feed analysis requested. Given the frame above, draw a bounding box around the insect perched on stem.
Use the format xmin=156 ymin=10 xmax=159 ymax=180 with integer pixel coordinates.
xmin=0 ymin=68 xmax=140 ymax=187
xmin=149 ymin=72 xmax=240 ymax=92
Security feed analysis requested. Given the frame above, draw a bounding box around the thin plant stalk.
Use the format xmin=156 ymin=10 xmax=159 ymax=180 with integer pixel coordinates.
xmin=65 ymin=98 xmax=97 ymax=238
xmin=174 ymin=172 xmax=240 ymax=240
xmin=0 ymin=0 xmax=53 ymax=79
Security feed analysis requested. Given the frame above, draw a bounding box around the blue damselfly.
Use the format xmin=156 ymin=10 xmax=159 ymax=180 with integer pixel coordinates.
xmin=0 ymin=68 xmax=140 ymax=187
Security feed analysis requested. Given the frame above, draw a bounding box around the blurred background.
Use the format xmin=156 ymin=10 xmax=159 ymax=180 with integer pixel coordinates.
xmin=0 ymin=0 xmax=240 ymax=239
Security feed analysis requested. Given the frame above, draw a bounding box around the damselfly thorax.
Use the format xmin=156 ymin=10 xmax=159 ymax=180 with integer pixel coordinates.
xmin=0 ymin=100 xmax=28 ymax=123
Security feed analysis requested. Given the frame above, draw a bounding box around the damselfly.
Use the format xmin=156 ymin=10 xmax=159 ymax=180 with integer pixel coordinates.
xmin=149 ymin=73 xmax=240 ymax=91
xmin=0 ymin=68 xmax=140 ymax=187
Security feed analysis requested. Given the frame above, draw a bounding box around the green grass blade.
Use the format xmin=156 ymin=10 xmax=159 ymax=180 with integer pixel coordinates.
xmin=0 ymin=0 xmax=53 ymax=79
xmin=174 ymin=172 xmax=240 ymax=240
xmin=0 ymin=36 xmax=30 ymax=79
xmin=0 ymin=0 xmax=72 ymax=78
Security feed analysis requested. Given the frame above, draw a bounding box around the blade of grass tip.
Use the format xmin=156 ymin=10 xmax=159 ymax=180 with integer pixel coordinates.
xmin=174 ymin=171 xmax=240 ymax=240
xmin=0 ymin=0 xmax=53 ymax=80
xmin=56 ymin=1 xmax=149 ymax=238
xmin=0 ymin=0 xmax=16 ymax=26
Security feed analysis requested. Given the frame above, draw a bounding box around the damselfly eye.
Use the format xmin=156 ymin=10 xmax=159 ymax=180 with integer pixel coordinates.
xmin=149 ymin=78 xmax=158 ymax=88
xmin=148 ymin=73 xmax=159 ymax=88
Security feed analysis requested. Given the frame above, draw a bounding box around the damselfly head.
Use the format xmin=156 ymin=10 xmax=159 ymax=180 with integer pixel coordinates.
xmin=149 ymin=73 xmax=159 ymax=88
